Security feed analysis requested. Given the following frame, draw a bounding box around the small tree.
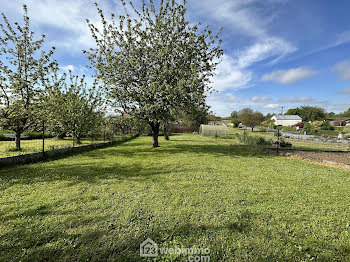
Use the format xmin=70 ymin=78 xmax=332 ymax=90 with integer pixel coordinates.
xmin=85 ymin=0 xmax=223 ymax=147
xmin=320 ymin=121 xmax=334 ymax=131
xmin=0 ymin=5 xmax=56 ymax=150
xmin=178 ymin=105 xmax=210 ymax=128
xmin=230 ymin=110 xmax=240 ymax=128
xmin=239 ymin=108 xmax=264 ymax=131
xmin=47 ymin=72 xmax=104 ymax=144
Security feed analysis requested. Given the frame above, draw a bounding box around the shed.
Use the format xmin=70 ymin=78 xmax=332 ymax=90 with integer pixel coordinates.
xmin=329 ymin=118 xmax=350 ymax=127
xmin=199 ymin=124 xmax=229 ymax=137
xmin=271 ymin=115 xmax=302 ymax=127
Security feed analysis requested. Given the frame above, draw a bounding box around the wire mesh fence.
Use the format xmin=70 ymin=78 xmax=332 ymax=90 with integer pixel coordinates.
xmin=229 ymin=128 xmax=350 ymax=152
xmin=0 ymin=120 xmax=136 ymax=159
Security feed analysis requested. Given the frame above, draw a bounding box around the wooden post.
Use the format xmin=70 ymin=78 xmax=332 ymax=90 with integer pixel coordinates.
xmin=42 ymin=120 xmax=45 ymax=155
xmin=277 ymin=128 xmax=280 ymax=156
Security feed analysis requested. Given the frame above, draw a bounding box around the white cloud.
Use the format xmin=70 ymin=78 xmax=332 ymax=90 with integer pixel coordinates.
xmin=339 ymin=87 xmax=350 ymax=94
xmin=191 ymin=0 xmax=274 ymax=38
xmin=279 ymin=96 xmax=314 ymax=103
xmin=263 ymin=104 xmax=281 ymax=109
xmin=212 ymin=55 xmax=252 ymax=92
xmin=62 ymin=65 xmax=75 ymax=72
xmin=251 ymin=96 xmax=271 ymax=103
xmin=236 ymin=37 xmax=296 ymax=68
xmin=1 ymin=0 xmax=118 ymax=52
xmin=261 ymin=67 xmax=316 ymax=84
xmin=208 ymin=93 xmax=238 ymax=102
xmin=192 ymin=0 xmax=297 ymax=93
xmin=333 ymin=61 xmax=350 ymax=80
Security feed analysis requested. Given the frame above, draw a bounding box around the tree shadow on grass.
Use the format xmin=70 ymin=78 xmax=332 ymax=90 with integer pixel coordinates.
xmin=0 ymin=207 xmax=257 ymax=261
xmin=0 ymin=137 xmax=273 ymax=187
xmin=82 ymin=140 xmax=271 ymax=159
xmin=0 ymin=206 xmax=332 ymax=261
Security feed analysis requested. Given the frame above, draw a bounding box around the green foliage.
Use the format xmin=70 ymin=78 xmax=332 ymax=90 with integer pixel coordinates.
xmin=320 ymin=121 xmax=334 ymax=130
xmin=238 ymin=108 xmax=264 ymax=130
xmin=230 ymin=110 xmax=240 ymax=128
xmin=0 ymin=5 xmax=56 ymax=149
xmin=264 ymin=113 xmax=273 ymax=120
xmin=338 ymin=108 xmax=350 ymax=118
xmin=286 ymin=106 xmax=326 ymax=122
xmin=85 ymin=0 xmax=223 ymax=147
xmin=303 ymin=123 xmax=313 ymax=134
xmin=231 ymin=118 xmax=240 ymax=128
xmin=46 ymin=71 xmax=104 ymax=143
xmin=262 ymin=118 xmax=275 ymax=129
xmin=207 ymin=114 xmax=222 ymax=122
xmin=240 ymin=133 xmax=273 ymax=146
xmin=343 ymin=126 xmax=350 ymax=133
xmin=178 ymin=105 xmax=210 ymax=128
xmin=230 ymin=111 xmax=238 ymax=119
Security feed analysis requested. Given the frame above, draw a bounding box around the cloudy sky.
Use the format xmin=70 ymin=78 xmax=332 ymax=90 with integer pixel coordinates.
xmin=2 ymin=0 xmax=350 ymax=116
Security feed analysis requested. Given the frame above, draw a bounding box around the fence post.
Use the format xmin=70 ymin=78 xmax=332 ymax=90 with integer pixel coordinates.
xmin=42 ymin=120 xmax=45 ymax=156
xmin=277 ymin=129 xmax=280 ymax=156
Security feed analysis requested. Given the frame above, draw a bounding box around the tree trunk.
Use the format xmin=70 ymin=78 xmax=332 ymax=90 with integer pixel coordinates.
xmin=251 ymin=127 xmax=254 ymax=132
xmin=76 ymin=136 xmax=82 ymax=144
xmin=150 ymin=122 xmax=160 ymax=148
xmin=15 ymin=131 xmax=21 ymax=150
xmin=164 ymin=124 xmax=170 ymax=141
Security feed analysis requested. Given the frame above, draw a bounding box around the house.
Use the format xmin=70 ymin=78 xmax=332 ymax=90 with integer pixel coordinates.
xmin=329 ymin=118 xmax=350 ymax=127
xmin=271 ymin=115 xmax=302 ymax=127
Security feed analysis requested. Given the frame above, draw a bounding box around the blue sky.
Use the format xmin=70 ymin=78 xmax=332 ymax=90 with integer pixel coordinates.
xmin=2 ymin=0 xmax=350 ymax=116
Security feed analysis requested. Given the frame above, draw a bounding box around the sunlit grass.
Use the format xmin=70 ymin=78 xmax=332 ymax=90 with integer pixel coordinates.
xmin=1 ymin=134 xmax=350 ymax=261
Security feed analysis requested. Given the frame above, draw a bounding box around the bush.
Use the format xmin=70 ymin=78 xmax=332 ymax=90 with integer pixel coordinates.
xmin=240 ymin=134 xmax=273 ymax=146
xmin=303 ymin=123 xmax=312 ymax=134
xmin=231 ymin=118 xmax=240 ymax=128
xmin=24 ymin=132 xmax=55 ymax=140
xmin=0 ymin=133 xmax=13 ymax=141
xmin=320 ymin=121 xmax=334 ymax=130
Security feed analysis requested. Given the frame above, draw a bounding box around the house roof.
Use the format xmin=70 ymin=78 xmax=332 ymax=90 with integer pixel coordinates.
xmin=273 ymin=115 xmax=302 ymax=120
xmin=329 ymin=118 xmax=350 ymax=122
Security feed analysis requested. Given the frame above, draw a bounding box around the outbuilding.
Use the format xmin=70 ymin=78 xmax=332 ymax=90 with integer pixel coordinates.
xmin=199 ymin=124 xmax=229 ymax=137
xmin=271 ymin=115 xmax=302 ymax=127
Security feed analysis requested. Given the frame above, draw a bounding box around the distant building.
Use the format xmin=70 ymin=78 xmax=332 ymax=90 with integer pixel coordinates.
xmin=271 ymin=115 xmax=302 ymax=127
xmin=207 ymin=120 xmax=233 ymax=126
xmin=329 ymin=118 xmax=350 ymax=127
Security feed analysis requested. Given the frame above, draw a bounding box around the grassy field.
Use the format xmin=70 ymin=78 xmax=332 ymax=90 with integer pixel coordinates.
xmin=229 ymin=128 xmax=350 ymax=151
xmin=1 ymin=134 xmax=350 ymax=261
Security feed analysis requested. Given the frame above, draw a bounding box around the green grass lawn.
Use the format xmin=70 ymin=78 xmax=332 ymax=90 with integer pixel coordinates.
xmin=1 ymin=134 xmax=350 ymax=261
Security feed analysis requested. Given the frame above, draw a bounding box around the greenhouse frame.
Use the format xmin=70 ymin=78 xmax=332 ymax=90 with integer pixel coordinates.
xmin=199 ymin=124 xmax=229 ymax=137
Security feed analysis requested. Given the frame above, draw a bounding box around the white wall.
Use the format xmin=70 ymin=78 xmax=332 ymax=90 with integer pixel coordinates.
xmin=271 ymin=117 xmax=300 ymax=126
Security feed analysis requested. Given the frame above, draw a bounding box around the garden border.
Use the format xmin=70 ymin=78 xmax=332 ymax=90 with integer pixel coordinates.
xmin=0 ymin=135 xmax=138 ymax=168
xmin=265 ymin=147 xmax=350 ymax=154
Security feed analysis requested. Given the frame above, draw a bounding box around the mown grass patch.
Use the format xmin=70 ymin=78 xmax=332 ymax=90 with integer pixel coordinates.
xmin=0 ymin=134 xmax=350 ymax=261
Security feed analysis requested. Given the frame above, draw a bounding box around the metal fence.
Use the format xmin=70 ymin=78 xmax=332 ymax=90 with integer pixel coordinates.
xmin=0 ymin=121 xmax=135 ymax=159
xmin=234 ymin=128 xmax=350 ymax=152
